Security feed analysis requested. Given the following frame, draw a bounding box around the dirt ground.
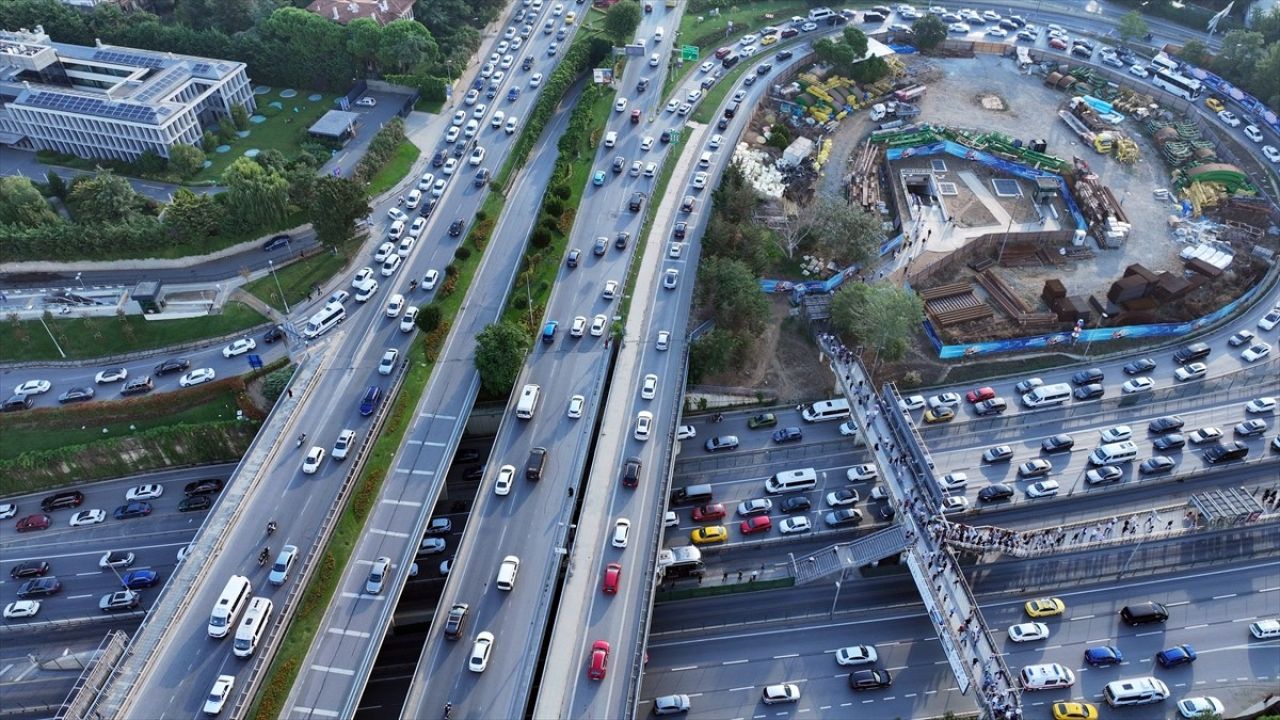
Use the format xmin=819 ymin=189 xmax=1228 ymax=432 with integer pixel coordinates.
xmin=701 ymin=299 xmax=836 ymax=403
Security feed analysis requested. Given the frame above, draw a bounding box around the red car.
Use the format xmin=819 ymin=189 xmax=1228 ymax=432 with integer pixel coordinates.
xmin=602 ymin=563 xmax=621 ymax=594
xmin=740 ymin=516 xmax=772 ymax=535
xmin=15 ymin=514 xmax=51 ymax=532
xmin=630 ymin=109 xmax=641 ymax=124
xmin=692 ymin=503 xmax=726 ymax=522
xmin=965 ymin=387 xmax=996 ymax=403
xmin=588 ymin=640 xmax=611 ymax=680
xmin=714 ymin=46 xmax=732 ymax=59
xmin=1049 ymin=37 xmax=1068 ymax=50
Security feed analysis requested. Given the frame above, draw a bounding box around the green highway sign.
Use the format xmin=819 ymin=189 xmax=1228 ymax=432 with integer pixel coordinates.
xmin=681 ymin=45 xmax=699 ymax=61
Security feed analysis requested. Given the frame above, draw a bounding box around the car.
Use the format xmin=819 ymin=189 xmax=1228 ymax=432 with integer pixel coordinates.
xmin=778 ymin=516 xmax=812 ymax=535
xmin=1069 ymin=368 xmax=1104 ymax=386
xmin=1048 ymin=37 xmax=1068 ymax=50
xmin=441 ymin=603 xmax=471 ymax=641
xmin=978 ymin=484 xmax=1014 ymax=503
xmin=377 ymin=348 xmax=399 ymax=376
xmin=928 ymin=473 xmax=965 ymax=493
xmin=586 ymin=639 xmax=611 ymax=680
xmin=99 ymin=589 xmax=141 ymax=613
xmin=982 ymin=445 xmax=1014 ymax=463
xmin=1174 ymin=362 xmax=1207 ymax=381
xmin=975 ymin=397 xmax=1007 ymax=416
xmin=1235 ymin=419 xmax=1268 ymax=437
xmin=1189 ymin=427 xmax=1223 ymax=444
xmin=923 ymin=406 xmax=955 ymax=423
xmin=848 ymin=668 xmax=893 ymax=690
xmin=69 ymin=509 xmax=106 ymax=526
xmin=399 ymin=307 xmax=420 ymax=333
xmin=1140 ymin=456 xmax=1176 ymax=475
xmin=618 ymin=456 xmax=642 ymax=488
xmin=1120 ymin=376 xmax=1154 ymax=394
xmin=929 ymin=392 xmax=961 ymax=408
xmin=491 ymin=464 xmax=516 ymax=497
xmin=846 ymin=464 xmax=878 ymax=482
xmin=155 ymin=358 xmax=192 ymax=376
xmin=1051 ymin=702 xmax=1098 ymax=720
xmin=825 ymin=508 xmax=863 ymax=527
xmin=1118 ymin=358 xmax=1155 ymax=376
xmin=1246 ymin=397 xmax=1277 ymax=414
xmin=1156 ymin=644 xmax=1196 ymax=667
xmin=100 ymin=550 xmax=135 ymax=569
xmin=1072 ymin=383 xmax=1105 ymax=401
xmin=651 ymin=695 xmax=691 ymax=716
xmin=1243 ymin=342 xmax=1272 ymax=362
xmin=1153 ymin=434 xmax=1186 ymax=452
xmin=780 ymin=496 xmax=810 ymax=514
xmin=1229 ymin=329 xmax=1256 ymax=347
xmin=1260 ymin=309 xmax=1280 ymax=330
xmin=1098 ymin=425 xmax=1132 ymax=444
xmin=824 ymin=487 xmax=860 ymax=507
xmin=737 ymin=498 xmax=772 ymax=517
xmin=747 ymin=412 xmax=777 ymax=429
xmin=838 ymin=421 xmax=859 ymax=437
xmin=204 ymin=674 xmax=235 ymax=716
xmin=941 ymin=496 xmax=969 ymax=514
xmin=657 ymin=331 xmax=671 ymax=351
xmin=363 ymin=556 xmax=392 ymax=595
xmin=301 ymin=446 xmax=325 ymax=474
xmin=1025 ymin=597 xmax=1065 ymax=617
xmin=634 ymin=411 xmax=653 ymax=441
xmin=761 ymin=684 xmax=800 ymax=704
xmin=1008 ymin=622 xmax=1049 ymax=642
xmin=772 ymin=427 xmax=802 ymax=443
xmin=1264 ymin=145 xmax=1280 ymax=163
xmin=1086 ymin=465 xmax=1124 ymax=485
xmin=1178 ymin=697 xmax=1224 ymax=719
xmin=123 ymin=483 xmax=163 ymax=502
xmin=1218 ymin=110 xmax=1240 ymax=127
xmin=3 ymin=600 xmax=41 ymax=619
xmin=265 ymin=544 xmax=299 ymax=586
xmin=222 ymin=337 xmax=256 ymax=358
xmin=1018 ymin=459 xmax=1052 ymax=478
xmin=662 ymin=268 xmax=679 ymax=289
xmin=566 ymin=315 xmax=587 ymax=339
xmin=178 ymin=368 xmax=216 ymax=388
xmin=590 ymin=314 xmax=608 ymax=337
xmin=113 ymin=501 xmax=152 ymax=519
xmin=1128 ymin=63 xmax=1149 ymax=77
xmin=380 ymin=255 xmax=403 ymax=277
xmin=602 ymin=279 xmax=619 ymax=299
xmin=55 ymin=386 xmax=94 ymax=404
xmin=692 ymin=503 xmax=726 ymax=522
xmin=469 ymin=631 xmax=495 ymax=672
xmin=836 ymin=645 xmax=879 ymax=666
xmin=10 ymin=560 xmax=50 ymax=580
xmin=1082 ymin=644 xmax=1125 ymax=667
xmin=691 ymin=526 xmax=728 ymax=545
xmin=965 ymin=386 xmax=996 ymax=403
xmin=1041 ymin=434 xmax=1074 ymax=453
xmin=387 ymin=207 xmax=407 ymax=222
xmin=95 ymin=368 xmax=129 ymax=384
xmin=1206 ymin=97 xmax=1227 ymax=112
xmin=179 ymin=495 xmax=212 ymax=512
xmin=17 ymin=576 xmax=61 ymax=598
xmin=704 ymin=435 xmax=738 ymax=452
xmin=899 ymin=395 xmax=926 ymax=411
xmin=1026 ymin=480 xmax=1059 ymax=498
xmin=1149 ymin=415 xmax=1185 ymax=434
xmin=740 ymin=515 xmax=772 ymax=534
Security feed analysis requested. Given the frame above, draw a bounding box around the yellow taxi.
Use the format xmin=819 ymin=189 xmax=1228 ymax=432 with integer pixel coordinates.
xmin=565 ymin=10 xmax=576 ymax=24
xmin=923 ymin=406 xmax=955 ymax=424
xmin=761 ymin=34 xmax=779 ymax=46
xmin=1205 ymin=96 xmax=1224 ymax=112
xmin=691 ymin=526 xmax=728 ymax=545
xmin=1052 ymin=702 xmax=1098 ymax=720
xmin=1025 ymin=597 xmax=1066 ymax=617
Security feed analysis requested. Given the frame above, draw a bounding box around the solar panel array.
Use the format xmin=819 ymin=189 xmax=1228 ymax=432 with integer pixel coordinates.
xmin=191 ymin=62 xmax=211 ymax=74
xmin=91 ymin=49 xmax=166 ymax=69
xmin=134 ymin=65 xmax=184 ymax=103
xmin=24 ymin=90 xmax=159 ymax=124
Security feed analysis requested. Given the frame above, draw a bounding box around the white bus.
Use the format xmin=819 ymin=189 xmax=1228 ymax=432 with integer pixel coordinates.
xmin=208 ymin=575 xmax=252 ymax=638
xmin=302 ymin=302 xmax=346 ymax=339
xmin=515 ymin=383 xmax=540 ymax=420
xmin=1150 ymin=52 xmax=1178 ymax=73
xmin=233 ymin=596 xmax=273 ymax=658
xmin=1151 ymin=68 xmax=1202 ymax=101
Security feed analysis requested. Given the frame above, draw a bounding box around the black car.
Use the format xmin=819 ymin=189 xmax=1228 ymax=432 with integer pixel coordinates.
xmin=612 ymin=156 xmax=625 ymax=173
xmin=17 ymin=577 xmax=61 ymax=598
xmin=58 ymin=386 xmax=95 ymax=404
xmin=1153 ymin=434 xmax=1186 ymax=451
xmin=660 ymin=129 xmax=672 ymax=143
xmin=629 ymin=192 xmax=645 ymax=212
xmin=615 ymin=232 xmax=630 ymax=249
xmin=1139 ymin=456 xmax=1176 ymax=475
xmin=449 ymin=219 xmax=464 ymax=237
xmin=40 ymin=491 xmax=84 ymax=513
xmin=443 ymin=602 xmax=469 ymax=640
xmin=566 ymin=248 xmax=581 ymax=268
xmin=716 ymin=117 xmax=729 ymax=130
xmin=1074 ymin=383 xmax=1105 ymax=400
xmin=673 ymin=222 xmax=687 ymax=240
xmin=777 ymin=49 xmax=793 ymax=60
xmin=184 ymin=478 xmax=224 ymax=496
xmin=593 ymin=236 xmax=608 ymax=256
xmin=978 ymin=484 xmax=1014 ymax=503
xmin=974 ymin=398 xmax=1007 ymax=416
xmin=262 ymin=325 xmax=285 ymax=344
xmin=474 ymin=168 xmax=490 ymax=187
xmin=772 ymin=427 xmax=803 ymax=443
xmin=1148 ymin=415 xmax=1185 ymax=434
xmin=431 ymin=151 xmax=445 ymax=167
xmin=621 ymin=456 xmax=642 ymax=487
xmin=420 ymin=197 xmax=437 ymax=217
xmin=262 ymin=234 xmax=291 ymax=252
xmin=113 ymin=501 xmax=152 ymax=520
xmin=154 ymin=358 xmax=190 ymax=376
xmin=178 ymin=495 xmax=212 ymax=513
xmin=849 ymin=669 xmax=893 ymax=690
xmin=781 ymin=496 xmax=811 ymax=513
xmin=1041 ymin=434 xmax=1074 ymax=453
xmin=10 ymin=560 xmax=50 ymax=580
xmin=1122 ymin=357 xmax=1156 ymax=375
xmin=879 ymin=504 xmax=896 ymax=521
xmin=756 ymin=62 xmax=773 ymax=75
xmin=1070 ymin=368 xmax=1104 ymax=385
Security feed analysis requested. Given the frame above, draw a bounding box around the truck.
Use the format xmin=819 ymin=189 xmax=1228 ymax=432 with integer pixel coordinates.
xmin=894 ymin=84 xmax=926 ymax=102
xmin=658 ymin=546 xmax=705 ymax=578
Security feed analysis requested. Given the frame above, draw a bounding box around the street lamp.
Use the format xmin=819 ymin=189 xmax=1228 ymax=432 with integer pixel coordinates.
xmin=830 ymin=580 xmax=842 ymax=618
xmin=269 ymin=260 xmax=290 ymax=313
xmin=1083 ymin=312 xmax=1110 ymax=356
xmin=74 ymin=272 xmax=85 ymax=290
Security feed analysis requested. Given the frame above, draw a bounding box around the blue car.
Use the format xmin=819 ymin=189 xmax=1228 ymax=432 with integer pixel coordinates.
xmin=122 ymin=569 xmax=159 ymax=589
xmin=113 ymin=501 xmax=152 ymax=520
xmin=771 ymin=427 xmax=803 ymax=443
xmin=507 ymin=88 xmax=520 ymax=102
xmin=1084 ymin=645 xmax=1123 ymax=666
xmin=1155 ymin=644 xmax=1196 ymax=668
xmin=541 ymin=320 xmax=558 ymax=344
xmin=593 ymin=171 xmax=606 ymax=186
xmin=359 ymin=386 xmax=381 ymax=416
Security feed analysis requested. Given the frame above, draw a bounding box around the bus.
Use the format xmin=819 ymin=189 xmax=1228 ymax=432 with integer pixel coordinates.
xmin=1150 ymin=52 xmax=1179 ymax=73
xmin=302 ymin=301 xmax=345 ymax=339
xmin=1151 ymin=68 xmax=1202 ymax=100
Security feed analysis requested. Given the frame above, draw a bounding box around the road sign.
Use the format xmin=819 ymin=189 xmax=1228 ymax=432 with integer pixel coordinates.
xmin=681 ymin=45 xmax=699 ymax=61
xmin=247 ymin=354 xmax=264 ymax=370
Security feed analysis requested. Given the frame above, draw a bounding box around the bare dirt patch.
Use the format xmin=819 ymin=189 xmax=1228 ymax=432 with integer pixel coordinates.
xmin=701 ymin=299 xmax=835 ymax=403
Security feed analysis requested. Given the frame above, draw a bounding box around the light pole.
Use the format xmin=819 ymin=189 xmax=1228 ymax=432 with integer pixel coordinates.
xmin=830 ymin=580 xmax=842 ymax=618
xmin=269 ymin=260 xmax=290 ymax=313
xmin=74 ymin=272 xmax=85 ymax=290
xmin=1082 ymin=312 xmax=1110 ymax=356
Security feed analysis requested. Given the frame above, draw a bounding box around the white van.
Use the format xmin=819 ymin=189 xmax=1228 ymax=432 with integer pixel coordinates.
xmin=1088 ymin=441 xmax=1139 ymax=465
xmin=654 ymin=26 xmax=665 ymax=40
xmin=1104 ymin=677 xmax=1169 ymax=707
xmin=604 ymin=130 xmax=618 ymax=147
xmin=698 ymin=151 xmax=713 ymax=167
xmin=765 ymin=468 xmax=817 ymax=494
xmin=515 ymin=383 xmax=540 ymax=420
xmin=496 ymin=555 xmax=520 ymax=590
xmin=233 ymin=597 xmax=274 ymax=658
xmin=208 ymin=575 xmax=252 ymax=638
xmin=388 ymin=220 xmax=405 ymax=240
xmin=1021 ymin=382 xmax=1071 ymax=408
xmin=808 ymin=6 xmax=836 ymax=21
xmin=801 ymin=398 xmax=851 ymax=422
xmin=1249 ymin=619 xmax=1280 ymax=638
xmin=1020 ymin=663 xmax=1075 ymax=690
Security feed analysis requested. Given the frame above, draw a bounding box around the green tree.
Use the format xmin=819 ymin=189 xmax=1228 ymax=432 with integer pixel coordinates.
xmin=1213 ymin=30 xmax=1266 ymax=79
xmin=230 ymin=103 xmax=250 ymax=131
xmin=1249 ymin=42 xmax=1280 ymax=110
xmin=474 ymin=321 xmax=531 ymax=396
xmin=378 ymin=19 xmax=439 ymax=75
xmin=842 ymin=26 xmax=869 ymax=58
xmin=1117 ymin=11 xmax=1148 ymax=42
xmin=766 ymin=123 xmax=791 ymax=151
xmin=346 ymin=17 xmax=382 ymax=73
xmin=688 ymin=328 xmax=742 ymax=383
xmin=813 ymin=37 xmax=857 ymax=75
xmin=310 ymin=176 xmax=369 ymax=248
xmin=603 ymin=0 xmax=643 ymax=45
xmin=1178 ymin=39 xmax=1210 ymax=67
xmin=0 ymin=176 xmax=60 ymax=226
xmin=221 ymin=157 xmax=290 ymax=227
xmin=44 ymin=170 xmax=67 ymax=200
xmin=1251 ymin=5 xmax=1280 ymax=43
xmin=831 ymin=283 xmax=923 ymax=364
xmin=849 ymin=55 xmax=890 ymax=84
xmin=911 ymin=14 xmax=946 ymax=51
xmin=697 ymin=257 xmax=769 ymax=335
xmin=65 ymin=173 xmax=145 ymax=225
xmin=416 ymin=303 xmax=442 ymax=333
xmin=163 ymin=188 xmax=223 ymax=242
xmin=168 ymin=144 xmax=206 ymax=179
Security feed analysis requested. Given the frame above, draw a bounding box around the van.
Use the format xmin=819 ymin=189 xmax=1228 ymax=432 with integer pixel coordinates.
xmin=1088 ymin=441 xmax=1138 ymax=465
xmin=724 ymin=102 xmax=738 ymax=119
xmin=526 ymin=447 xmax=547 ymax=481
xmin=1020 ymin=663 xmax=1075 ymax=690
xmin=808 ymin=6 xmax=835 ymax=21
xmin=1021 ymin=382 xmax=1072 ymax=408
xmin=208 ymin=575 xmax=252 ymax=638
xmin=496 ymin=555 xmax=520 ymax=590
xmin=604 ymin=130 xmax=618 ymax=147
xmin=1104 ymin=677 xmax=1169 ymax=707
xmin=1204 ymin=441 xmax=1248 ymax=464
xmin=721 ymin=53 xmax=739 ymax=69
xmin=1249 ymin=619 xmax=1280 ymax=638
xmin=515 ymin=383 xmax=540 ymax=420
xmin=801 ymin=398 xmax=851 ymax=422
xmin=1173 ymin=341 xmax=1211 ymax=364
xmin=671 ymin=483 xmax=713 ymax=505
xmin=862 ymin=10 xmax=886 ymax=22
xmin=1120 ymin=601 xmax=1168 ymax=626
xmin=388 ymin=220 xmax=405 ymax=240
xmin=1 ymin=394 xmax=33 ymax=412
xmin=765 ymin=468 xmax=818 ymax=494
xmin=233 ymin=597 xmax=273 ymax=658
xmin=654 ymin=26 xmax=664 ymax=40
xmin=699 ymin=151 xmax=713 ymax=167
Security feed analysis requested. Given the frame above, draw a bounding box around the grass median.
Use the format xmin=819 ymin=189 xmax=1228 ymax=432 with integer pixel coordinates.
xmin=365 ymin=140 xmax=422 ymax=198
xmin=242 ymin=233 xmax=366 ymax=313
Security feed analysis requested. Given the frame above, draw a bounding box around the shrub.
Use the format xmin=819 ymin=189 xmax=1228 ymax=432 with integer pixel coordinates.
xmin=444 ymin=263 xmax=459 ymax=277
xmin=454 ymin=246 xmax=472 ymax=261
xmin=530 ymin=226 xmax=553 ymax=248
xmin=416 ymin=304 xmax=442 ymax=333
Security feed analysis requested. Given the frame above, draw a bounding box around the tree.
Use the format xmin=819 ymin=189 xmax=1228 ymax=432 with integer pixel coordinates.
xmin=66 ymin=173 xmax=145 ymax=225
xmin=849 ymin=55 xmax=890 ymax=84
xmin=0 ymin=176 xmax=60 ymax=226
xmin=474 ymin=322 xmax=530 ymax=396
xmin=230 ymin=103 xmax=250 ymax=131
xmin=799 ymin=197 xmax=881 ymax=265
xmin=163 ymin=188 xmax=223 ymax=243
xmin=911 ymin=14 xmax=946 ymax=51
xmin=1213 ymin=30 xmax=1266 ymax=79
xmin=221 ymin=157 xmax=290 ymax=227
xmin=311 ymin=176 xmax=369 ymax=248
xmin=377 ymin=20 xmax=439 ymax=75
xmin=168 ymin=144 xmax=206 ymax=179
xmin=346 ymin=17 xmax=382 ymax=73
xmin=1117 ymin=11 xmax=1148 ymax=43
xmin=697 ymin=257 xmax=769 ymax=335
xmin=1250 ymin=42 xmax=1280 ymax=110
xmin=842 ymin=26 xmax=869 ymax=58
xmin=831 ymin=283 xmax=923 ymax=364
xmin=603 ymin=0 xmax=642 ymax=46
xmin=813 ymin=37 xmax=857 ymax=75
xmin=416 ymin=303 xmax=442 ymax=333
xmin=1179 ymin=39 xmax=1210 ymax=68
xmin=43 ymin=170 xmax=67 ymax=200
xmin=688 ymin=328 xmax=742 ymax=383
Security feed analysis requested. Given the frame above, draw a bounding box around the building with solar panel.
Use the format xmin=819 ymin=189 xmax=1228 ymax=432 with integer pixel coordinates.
xmin=0 ymin=26 xmax=255 ymax=162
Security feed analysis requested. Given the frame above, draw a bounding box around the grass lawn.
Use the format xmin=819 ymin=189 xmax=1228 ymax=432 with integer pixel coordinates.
xmin=665 ymin=1 xmax=807 ymax=97
xmin=243 ymin=231 xmax=368 ymax=312
xmin=0 ymin=301 xmax=266 ymax=363
xmin=617 ymin=127 xmax=688 ymax=323
xmin=366 ymin=140 xmax=422 ymax=197
xmin=692 ymin=59 xmax=759 ymax=124
xmin=197 ymin=90 xmax=341 ymax=181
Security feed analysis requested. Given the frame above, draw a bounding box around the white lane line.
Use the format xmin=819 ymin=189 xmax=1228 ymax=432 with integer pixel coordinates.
xmin=369 ymin=528 xmax=410 ymax=538
xmin=422 ymin=413 xmax=457 ymax=420
xmin=0 ymin=663 xmax=12 ymax=677
xmin=409 ymin=469 xmax=435 ymax=476
xmin=291 ymin=707 xmax=340 ymax=718
xmin=76 ymin=572 xmax=100 ymax=577
xmin=380 ymin=499 xmax=422 ymax=507
xmin=1135 ymin=631 xmax=1163 ymax=637
xmin=1212 ymin=593 xmax=1237 ymax=600
xmin=339 ymin=592 xmax=385 ymax=601
xmin=1086 ymin=638 xmax=1112 ymax=644
xmin=424 ymin=442 xmax=448 ymax=447
xmin=671 ymin=665 xmax=699 ymax=671
xmin=66 ymin=594 xmax=92 ymax=600
xmin=1185 ymin=624 xmax=1208 ymax=630
xmin=721 ymin=659 xmax=748 ymax=666
xmin=326 ymin=628 xmax=371 ymax=638
xmin=309 ymin=665 xmax=355 ymax=676
xmin=1072 ymin=614 xmax=1095 ymax=620
xmin=1260 ymin=586 xmax=1279 ymax=592
xmin=773 ymin=653 xmax=799 ymax=659
xmin=1231 ymin=617 xmax=1257 ymax=623
xmin=729 ymin=686 xmax=754 ymax=692
xmin=1166 ymin=601 xmax=1190 ymax=607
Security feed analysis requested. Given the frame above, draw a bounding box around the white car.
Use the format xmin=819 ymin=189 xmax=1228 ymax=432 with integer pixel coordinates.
xmin=1259 ymin=309 xmax=1280 ymax=330
xmin=1189 ymin=426 xmax=1223 ymax=444
xmin=656 ymin=330 xmax=670 ymax=350
xmin=668 ymin=242 xmax=683 ymax=259
xmin=469 ymin=631 xmax=494 ymax=672
xmin=1245 ymin=396 xmax=1276 ymax=414
xmin=1129 ymin=64 xmax=1149 ymax=78
xmin=351 ymin=266 xmax=376 ymax=288
xmin=385 ymin=293 xmax=405 ymax=318
xmin=1264 ymin=145 xmax=1280 ymax=163
xmin=354 ymin=279 xmax=379 ymax=302
xmin=70 ymin=509 xmax=106 ymax=526
xmin=0 ymin=503 xmax=15 ymax=520
xmin=1242 ymin=342 xmax=1271 ymax=362
xmin=222 ymin=337 xmax=256 ymax=358
xmin=13 ymin=380 xmax=51 ymax=396
xmin=302 ymin=446 xmax=325 ymax=474
xmin=1121 ymin=377 xmax=1154 ymax=394
xmin=445 ymin=126 xmax=461 ymax=143
xmin=986 ymin=26 xmax=1007 ymax=37
xmin=603 ymin=279 xmax=619 ymax=299
xmin=614 ymin=97 xmax=628 ymax=112
xmin=529 ymin=72 xmax=543 ymax=87
xmin=699 ymin=60 xmax=715 ymax=73
xmin=95 ymin=368 xmax=128 ymax=384
xmin=472 ymin=103 xmax=488 ymax=119
xmin=928 ymin=392 xmax=961 ymax=408
xmin=179 ymin=368 xmax=216 ymax=387
xmin=835 ymin=645 xmax=879 ymax=665
xmin=126 ymin=484 xmax=163 ymax=501
xmin=365 ymin=556 xmax=391 ymax=594
xmin=612 ymin=517 xmax=631 ymax=548
xmin=400 ymin=307 xmax=419 ymax=332
xmin=387 ymin=207 xmax=407 ymax=222
xmin=676 ymin=425 xmax=696 ymax=440
xmin=1244 ymin=125 xmax=1264 ymax=143
xmin=938 ymin=472 xmax=968 ymax=491
xmin=422 ymin=269 xmax=440 ymax=290
xmin=495 ymin=464 xmax=515 ymax=496
xmin=374 ymin=241 xmax=396 ymax=263
xmin=204 ymin=674 xmax=235 ymax=716
xmin=739 ymin=33 xmax=759 ymax=45
xmin=417 ymin=172 xmax=435 ymax=191
xmin=641 ymin=374 xmax=658 ymax=400
xmin=377 ymin=348 xmax=399 ymax=375
xmin=381 ymin=255 xmax=402 ymax=277
xmin=1008 ymin=622 xmax=1049 ymax=642
xmin=1173 ymin=362 xmax=1207 ymax=381
xmin=469 ymin=146 xmax=487 ymax=166
xmin=570 ymin=315 xmax=587 ymax=337
xmin=442 ymin=158 xmax=458 ymax=176
xmin=1178 ymin=696 xmax=1224 ymax=719
xmin=634 ymin=411 xmax=653 ymax=440
xmin=332 ymin=429 xmax=356 ymax=460
xmin=847 ymin=464 xmax=878 ymax=482
xmin=100 ymin=550 xmax=135 ymax=568
xmin=838 ymin=421 xmax=858 ymax=437
xmin=1099 ymin=425 xmax=1132 ymax=443
xmin=1218 ymin=109 xmax=1241 ymax=127
xmin=663 ymin=269 xmax=679 ymax=289
xmin=665 ymin=99 xmax=679 ymax=113
xmin=709 ymin=134 xmax=723 ymax=150
xmin=404 ymin=223 xmax=423 ymax=244
xmin=942 ymin=496 xmax=969 ymax=513
xmin=491 ymin=110 xmax=506 ymax=128
xmin=590 ymin=314 xmax=608 ymax=337
xmin=568 ymin=394 xmax=585 ymax=418
xmin=762 ymin=684 xmax=800 ymax=705
xmin=641 ymin=136 xmax=654 ymax=151
xmin=1025 ymin=480 xmax=1060 ymax=498
xmin=779 ymin=516 xmax=811 ymax=534
xmin=505 ymin=116 xmax=519 ymax=134
xmin=898 ymin=395 xmax=926 ymax=411
xmin=419 ymin=537 xmax=446 ymax=554
xmin=692 ymin=171 xmax=708 ymax=189
xmin=3 ymin=600 xmax=41 ymax=619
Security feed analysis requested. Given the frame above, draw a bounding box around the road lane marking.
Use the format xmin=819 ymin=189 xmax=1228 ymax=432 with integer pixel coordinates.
xmin=380 ymin=499 xmax=422 ymax=507
xmin=1071 ymin=614 xmax=1095 ymax=620
xmin=1166 ymin=601 xmax=1190 ymax=606
xmin=339 ymin=592 xmax=385 ymax=601
xmin=424 ymin=441 xmax=448 ymax=447
xmin=409 ymin=469 xmax=434 ymax=476
xmin=326 ymin=628 xmax=371 ymax=638
xmin=1212 ymin=593 xmax=1237 ymax=599
xmin=772 ymin=653 xmax=798 ymax=659
xmin=369 ymin=528 xmax=410 ymax=538
xmin=729 ymin=686 xmax=754 ymax=692
xmin=421 ymin=412 xmax=457 ymax=420
xmin=671 ymin=665 xmax=699 ymax=671
xmin=1231 ymin=617 xmax=1257 ymax=623
xmin=1086 ymin=638 xmax=1112 ymax=643
xmin=1185 ymin=623 xmax=1208 ymax=629
xmin=0 ymin=663 xmax=11 ymax=677
xmin=1135 ymin=631 xmax=1162 ymax=637
xmin=76 ymin=572 xmax=99 ymax=576
xmin=292 ymin=707 xmax=340 ymax=717
xmin=309 ymin=665 xmax=355 ymax=676
xmin=66 ymin=594 xmax=92 ymax=600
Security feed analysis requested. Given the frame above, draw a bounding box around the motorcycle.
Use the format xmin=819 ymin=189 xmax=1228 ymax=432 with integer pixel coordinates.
xmin=443 ymin=703 xmax=452 ymax=720
xmin=258 ymin=547 xmax=270 ymax=566
xmin=267 ymin=521 xmax=278 ymax=536
xmin=296 ymin=433 xmax=307 ymax=448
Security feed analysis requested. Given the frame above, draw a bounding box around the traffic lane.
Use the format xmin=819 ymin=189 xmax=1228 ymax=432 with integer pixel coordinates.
xmin=3 ymin=537 xmax=187 ymax=612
